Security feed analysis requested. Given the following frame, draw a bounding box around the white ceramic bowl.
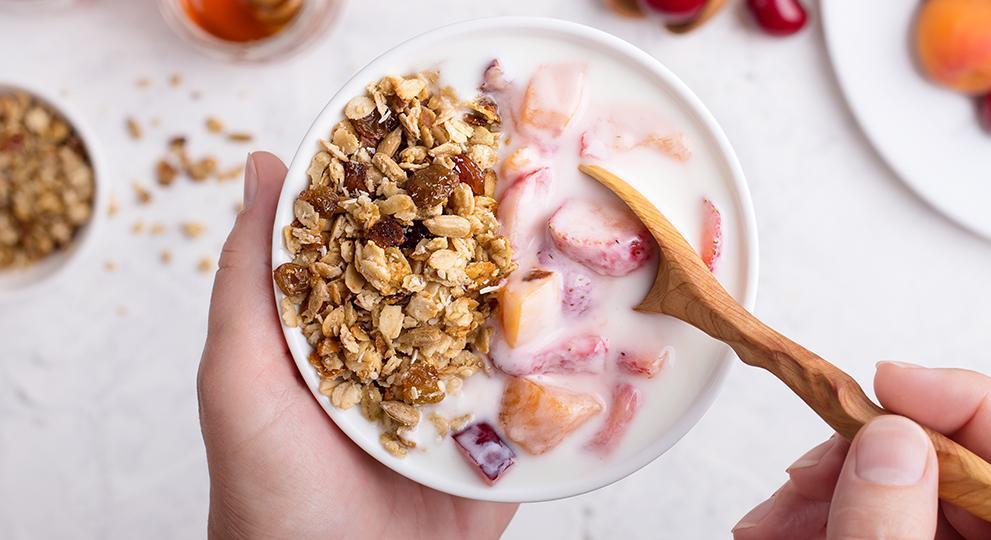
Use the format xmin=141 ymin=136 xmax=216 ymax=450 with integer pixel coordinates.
xmin=0 ymin=82 xmax=106 ymax=302
xmin=273 ymin=17 xmax=759 ymax=502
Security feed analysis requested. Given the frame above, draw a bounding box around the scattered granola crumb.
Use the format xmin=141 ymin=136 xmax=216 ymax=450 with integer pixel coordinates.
xmin=169 ymin=73 xmax=183 ymax=87
xmin=135 ymin=77 xmax=151 ymax=89
xmin=116 ymin=305 xmax=128 ymax=316
xmin=132 ymin=183 xmax=152 ymax=205
xmin=226 ymin=132 xmax=254 ymax=143
xmin=107 ymin=194 xmax=119 ymax=218
xmin=104 ymin=260 xmax=117 ymax=272
xmin=181 ymin=221 xmax=205 ymax=239
xmin=197 ymin=257 xmax=213 ymax=273
xmin=205 ymin=116 xmax=224 ymax=134
xmin=156 ymin=159 xmax=178 ymax=186
xmin=187 ymin=156 xmax=217 ymax=182
xmin=131 ymin=220 xmax=145 ymax=234
xmin=218 ymin=163 xmax=245 ymax=181
xmin=125 ymin=117 xmax=142 ymax=140
xmin=150 ymin=222 xmax=166 ymax=235
xmin=160 ymin=250 xmax=172 ymax=264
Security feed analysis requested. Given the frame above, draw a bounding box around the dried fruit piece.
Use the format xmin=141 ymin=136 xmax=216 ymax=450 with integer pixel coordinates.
xmin=548 ymin=200 xmax=653 ymax=277
xmin=450 ymin=154 xmax=485 ymax=195
xmin=397 ymin=362 xmax=445 ymax=405
xmin=367 ymin=216 xmax=405 ymax=247
xmin=499 ymin=377 xmax=602 ymax=455
xmin=407 ymin=163 xmax=457 ymax=208
xmin=350 ymin=111 xmax=400 ymax=148
xmin=343 ymin=161 xmax=368 ymax=193
xmin=452 ymin=422 xmax=517 ymax=485
xmin=586 ymin=383 xmax=641 ymax=455
xmin=700 ymin=198 xmax=722 ymax=272
xmin=498 ymin=268 xmax=562 ymax=348
xmin=299 ymin=185 xmax=339 ymax=217
xmin=401 ymin=220 xmax=430 ymax=250
xmin=641 ymin=0 xmax=706 ymax=24
xmin=273 ymin=262 xmax=312 ymax=296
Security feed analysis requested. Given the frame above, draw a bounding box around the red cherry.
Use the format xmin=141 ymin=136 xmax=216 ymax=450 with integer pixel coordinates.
xmin=746 ymin=0 xmax=807 ymax=36
xmin=980 ymin=94 xmax=991 ymax=135
xmin=641 ymin=0 xmax=707 ymax=25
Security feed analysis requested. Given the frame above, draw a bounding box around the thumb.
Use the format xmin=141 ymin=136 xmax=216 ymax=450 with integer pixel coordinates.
xmin=827 ymin=415 xmax=939 ymax=539
xmin=207 ymin=151 xmax=287 ymax=345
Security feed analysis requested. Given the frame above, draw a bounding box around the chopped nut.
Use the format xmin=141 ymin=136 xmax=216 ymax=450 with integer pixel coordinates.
xmin=205 ymin=116 xmax=224 ymax=134
xmin=181 ymin=221 xmax=205 ymax=239
xmin=125 ymin=117 xmax=142 ymax=140
xmin=380 ymin=400 xmax=420 ymax=427
xmin=423 ymin=215 xmax=471 ymax=238
xmin=160 ymin=250 xmax=172 ymax=264
xmin=227 ymin=132 xmax=254 ymax=143
xmin=133 ymin=183 xmax=152 ymax=205
xmin=156 ymin=159 xmax=178 ymax=186
xmin=197 ymin=257 xmax=213 ymax=273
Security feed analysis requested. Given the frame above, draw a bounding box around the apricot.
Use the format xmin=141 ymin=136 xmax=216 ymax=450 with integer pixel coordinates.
xmin=916 ymin=0 xmax=991 ymax=94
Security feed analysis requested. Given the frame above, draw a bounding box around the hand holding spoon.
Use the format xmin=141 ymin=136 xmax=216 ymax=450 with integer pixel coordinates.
xmin=579 ymin=163 xmax=991 ymax=522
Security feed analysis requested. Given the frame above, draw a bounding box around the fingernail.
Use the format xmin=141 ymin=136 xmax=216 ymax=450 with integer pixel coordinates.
xmin=732 ymin=496 xmax=775 ymax=532
xmin=243 ymin=152 xmax=258 ymax=209
xmin=876 ymin=361 xmax=921 ymax=369
xmin=787 ymin=435 xmax=837 ymax=472
xmin=855 ymin=416 xmax=929 ymax=486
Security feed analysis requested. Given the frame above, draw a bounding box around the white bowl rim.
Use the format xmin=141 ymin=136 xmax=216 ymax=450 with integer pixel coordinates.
xmin=273 ymin=16 xmax=760 ymax=503
xmin=0 ymin=81 xmax=107 ymax=303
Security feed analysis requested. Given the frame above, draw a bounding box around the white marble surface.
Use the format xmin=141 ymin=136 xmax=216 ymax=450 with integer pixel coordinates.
xmin=1 ymin=1 xmax=990 ymax=538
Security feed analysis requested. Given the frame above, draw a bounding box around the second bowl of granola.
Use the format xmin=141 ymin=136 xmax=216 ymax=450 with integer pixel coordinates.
xmin=0 ymin=83 xmax=104 ymax=300
xmin=273 ymin=17 xmax=758 ymax=502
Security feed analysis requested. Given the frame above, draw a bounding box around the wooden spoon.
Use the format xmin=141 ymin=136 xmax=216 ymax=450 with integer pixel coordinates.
xmin=579 ymin=164 xmax=991 ymax=522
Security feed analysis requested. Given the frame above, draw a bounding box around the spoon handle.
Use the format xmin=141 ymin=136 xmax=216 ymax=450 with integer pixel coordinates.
xmin=662 ymin=286 xmax=991 ymax=521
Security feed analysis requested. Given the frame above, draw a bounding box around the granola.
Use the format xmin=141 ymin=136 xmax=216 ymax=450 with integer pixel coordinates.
xmin=274 ymin=72 xmax=513 ymax=455
xmin=0 ymin=92 xmax=95 ymax=268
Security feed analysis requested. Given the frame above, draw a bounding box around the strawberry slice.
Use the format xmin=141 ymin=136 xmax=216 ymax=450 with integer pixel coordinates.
xmin=548 ymin=199 xmax=653 ymax=277
xmin=700 ymin=198 xmax=723 ymax=272
xmin=499 ymin=377 xmax=603 ymax=455
xmin=519 ymin=63 xmax=586 ymax=137
xmin=617 ymin=346 xmax=672 ymax=378
xmin=497 ymin=167 xmax=552 ymax=254
xmin=586 ymin=383 xmax=641 ymax=455
xmin=537 ymin=247 xmax=595 ymax=315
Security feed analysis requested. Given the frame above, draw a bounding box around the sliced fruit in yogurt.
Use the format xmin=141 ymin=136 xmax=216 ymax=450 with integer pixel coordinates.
xmin=548 ymin=199 xmax=654 ymax=277
xmin=497 ymin=334 xmax=609 ymax=376
xmin=579 ymin=115 xmax=690 ymax=161
xmin=586 ymin=382 xmax=642 ymax=455
xmin=700 ymin=198 xmax=723 ymax=272
xmin=499 ymin=377 xmax=604 ymax=455
xmin=618 ymin=346 xmax=673 ymax=378
xmin=497 ymin=167 xmax=553 ymax=253
xmin=499 ymin=268 xmax=563 ymax=348
xmin=519 ymin=63 xmax=587 ymax=137
xmin=537 ymin=248 xmax=596 ymax=315
xmin=452 ymin=422 xmax=517 ymax=485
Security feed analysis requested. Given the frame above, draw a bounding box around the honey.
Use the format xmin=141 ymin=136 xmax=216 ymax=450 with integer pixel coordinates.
xmin=180 ymin=0 xmax=301 ymax=43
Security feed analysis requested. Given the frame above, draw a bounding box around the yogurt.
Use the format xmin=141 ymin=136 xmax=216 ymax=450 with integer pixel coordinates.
xmin=389 ymin=35 xmax=747 ymax=487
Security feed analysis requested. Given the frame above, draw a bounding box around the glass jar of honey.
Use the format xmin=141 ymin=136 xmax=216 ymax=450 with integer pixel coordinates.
xmin=159 ymin=0 xmax=343 ymax=62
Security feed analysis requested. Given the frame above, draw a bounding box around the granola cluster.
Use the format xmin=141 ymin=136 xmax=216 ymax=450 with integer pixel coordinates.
xmin=274 ymin=72 xmax=514 ymax=456
xmin=0 ymin=92 xmax=95 ymax=268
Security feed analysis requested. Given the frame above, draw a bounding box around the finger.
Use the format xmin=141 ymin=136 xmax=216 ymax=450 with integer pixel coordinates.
xmin=204 ymin=151 xmax=289 ymax=363
xmin=827 ymin=415 xmax=939 ymax=540
xmin=875 ymin=362 xmax=991 ymax=459
xmin=876 ymin=363 xmax=991 ymax=538
xmin=732 ymin=481 xmax=830 ymax=540
xmin=786 ymin=435 xmax=851 ymax=502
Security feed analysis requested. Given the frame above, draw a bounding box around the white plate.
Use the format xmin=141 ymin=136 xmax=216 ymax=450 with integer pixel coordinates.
xmin=273 ymin=17 xmax=759 ymax=502
xmin=822 ymin=1 xmax=991 ymax=239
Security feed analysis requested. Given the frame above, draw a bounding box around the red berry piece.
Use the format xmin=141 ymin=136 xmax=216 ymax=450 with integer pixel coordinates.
xmin=746 ymin=0 xmax=807 ymax=36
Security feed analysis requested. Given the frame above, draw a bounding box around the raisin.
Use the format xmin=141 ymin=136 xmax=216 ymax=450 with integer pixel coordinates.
xmin=397 ymin=363 xmax=445 ymax=405
xmin=273 ymin=262 xmax=311 ymax=296
xmin=299 ymin=185 xmax=339 ymax=217
xmin=401 ymin=220 xmax=430 ymax=251
xmin=367 ymin=217 xmax=405 ymax=247
xmin=407 ymin=163 xmax=457 ymax=208
xmin=450 ymin=154 xmax=485 ymax=195
xmin=343 ymin=161 xmax=368 ymax=193
xmin=350 ymin=110 xmax=400 ymax=148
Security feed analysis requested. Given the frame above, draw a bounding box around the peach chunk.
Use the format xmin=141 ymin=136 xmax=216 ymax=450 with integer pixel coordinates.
xmin=916 ymin=0 xmax=991 ymax=94
xmin=548 ymin=200 xmax=653 ymax=277
xmin=519 ymin=63 xmax=587 ymax=136
xmin=499 ymin=268 xmax=563 ymax=348
xmin=499 ymin=377 xmax=603 ymax=455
